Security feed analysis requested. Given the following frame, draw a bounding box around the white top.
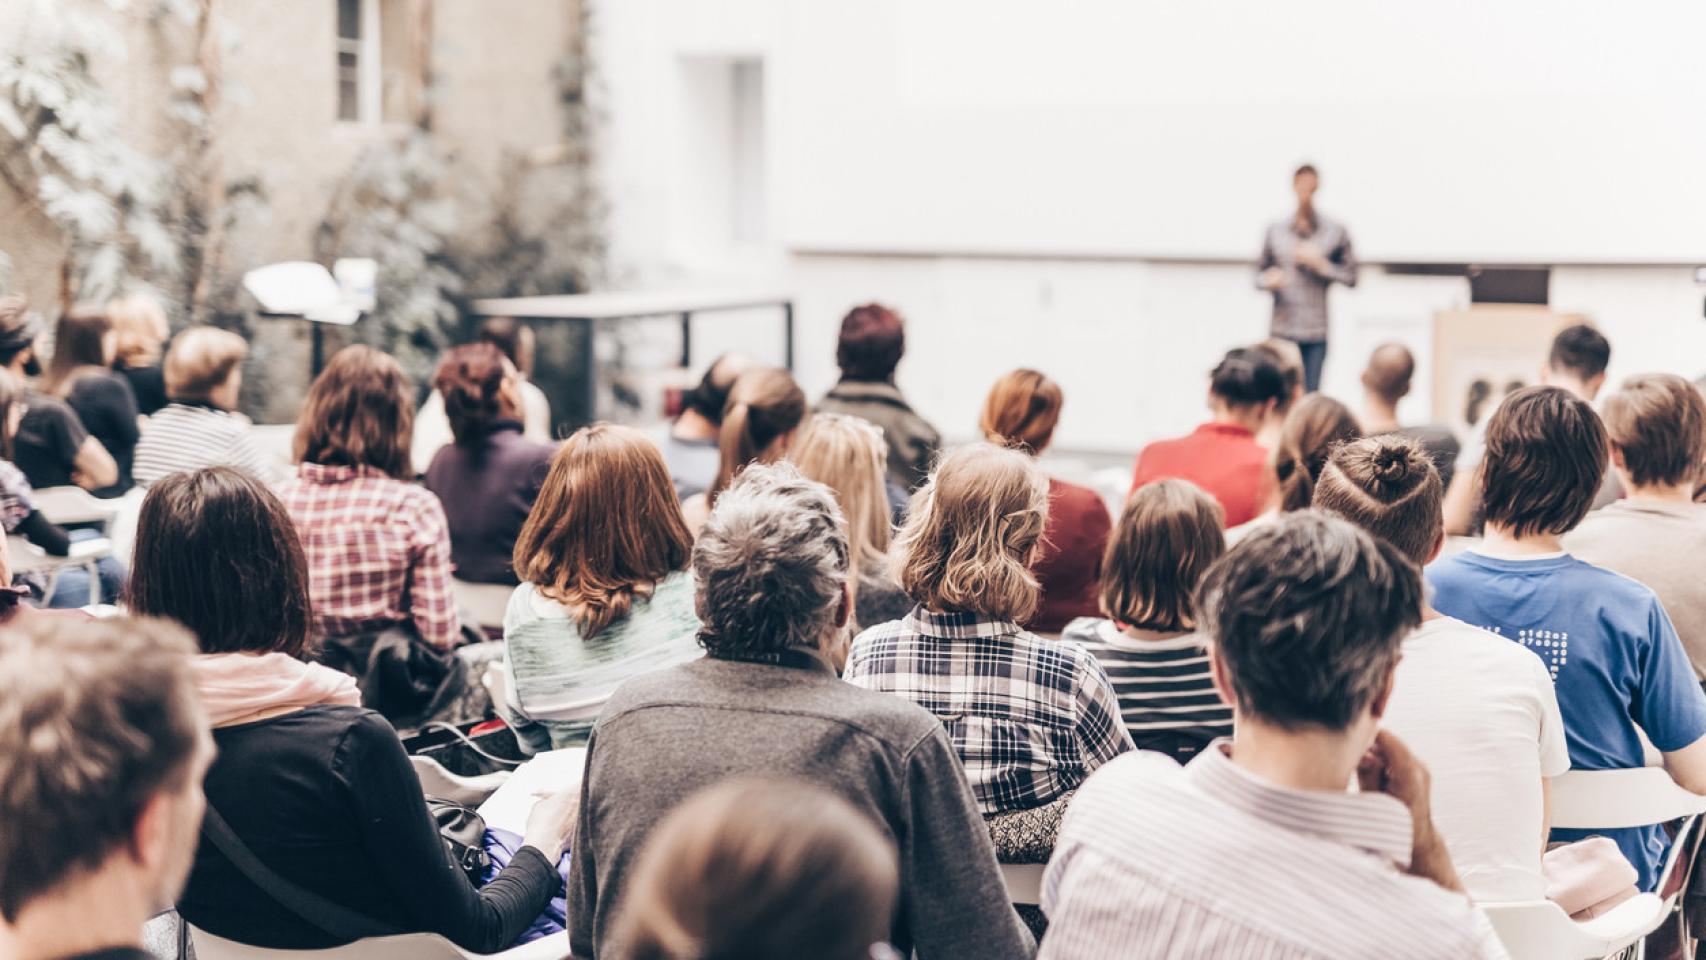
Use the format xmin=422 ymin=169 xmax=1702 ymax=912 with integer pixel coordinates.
xmin=1383 ymin=615 xmax=1572 ymax=902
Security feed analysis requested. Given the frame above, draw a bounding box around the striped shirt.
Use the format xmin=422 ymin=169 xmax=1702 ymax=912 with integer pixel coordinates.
xmin=1062 ymin=618 xmax=1233 ymax=759
xmin=1042 ymin=748 xmax=1509 ymax=960
xmin=133 ymin=402 xmax=278 ymax=487
xmin=845 ymin=607 xmax=1134 ymax=815
xmin=500 ymin=570 xmax=702 ymax=751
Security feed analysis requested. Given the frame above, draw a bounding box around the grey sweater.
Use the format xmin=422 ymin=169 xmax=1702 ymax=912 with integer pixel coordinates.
xmin=567 ymin=654 xmax=1034 ymax=959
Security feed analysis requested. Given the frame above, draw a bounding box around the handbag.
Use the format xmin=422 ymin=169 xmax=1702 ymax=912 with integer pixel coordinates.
xmin=428 ymin=797 xmax=493 ymax=885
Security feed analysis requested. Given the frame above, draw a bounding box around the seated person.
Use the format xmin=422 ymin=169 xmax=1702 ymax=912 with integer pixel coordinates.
xmin=504 ymin=424 xmax=701 ymax=750
xmin=568 ymin=463 xmax=1031 ymax=959
xmin=789 ymin=413 xmax=912 ymax=628
xmin=1316 ymin=435 xmax=1571 ymax=902
xmin=108 ymin=291 xmax=171 ymax=415
xmin=846 ymin=443 xmax=1133 ymax=819
xmin=679 ymin=367 xmax=806 ymax=536
xmin=1130 ymin=346 xmax=1286 ymax=527
xmin=1226 ymin=393 xmax=1360 ymax=544
xmin=653 ymin=352 xmax=752 ymax=500
xmin=1250 ymin=337 xmax=1305 ymax=450
xmin=413 ymin=316 xmax=553 ymax=475
xmin=1063 ymin=478 xmax=1233 ymax=761
xmin=1041 ymin=512 xmax=1505 ymax=958
xmin=0 ymin=294 xmax=117 ymax=492
xmin=1429 ymin=386 xmax=1706 ymax=893
xmin=44 ymin=304 xmax=141 ymax=497
xmin=132 ymin=326 xmax=278 ymax=486
xmin=607 ymin=779 xmax=899 ymax=960
xmin=128 ymin=466 xmax=576 ymax=951
xmin=815 ymin=304 xmax=941 ymax=495
xmin=423 ymin=343 xmax=557 ymax=585
xmin=1359 ymin=342 xmax=1460 ymax=488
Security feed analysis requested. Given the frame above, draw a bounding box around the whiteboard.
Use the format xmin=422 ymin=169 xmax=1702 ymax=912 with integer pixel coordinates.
xmin=777 ymin=0 xmax=1706 ymax=264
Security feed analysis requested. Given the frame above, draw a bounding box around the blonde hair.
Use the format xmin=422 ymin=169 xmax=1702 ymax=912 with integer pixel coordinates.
xmin=979 ymin=368 xmax=1063 ymax=454
xmin=896 ymin=442 xmax=1048 ymax=622
xmin=791 ymin=414 xmax=892 ymax=613
xmin=164 ymin=326 xmax=247 ymax=404
xmin=709 ymin=368 xmax=807 ymax=500
xmin=107 ymin=293 xmax=170 ymax=367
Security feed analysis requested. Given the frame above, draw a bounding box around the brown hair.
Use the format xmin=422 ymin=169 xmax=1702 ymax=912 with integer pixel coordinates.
xmin=1272 ymin=394 xmax=1361 ymax=512
xmin=835 ymin=304 xmax=906 ymax=383
xmin=0 ymin=368 xmax=24 ymax=460
xmin=434 ymin=343 xmax=514 ymax=450
xmin=1313 ymin=435 xmax=1443 ymax=563
xmin=608 ymin=778 xmax=898 ymax=960
xmin=896 ymin=442 xmax=1048 ymax=622
xmin=1479 ymin=385 xmax=1608 ymax=538
xmin=44 ymin=304 xmax=113 ymax=396
xmin=979 ymin=368 xmax=1063 ymax=455
xmin=1602 ymin=373 xmax=1706 ymax=490
xmin=479 ymin=316 xmax=535 ymax=377
xmin=127 ymin=467 xmax=315 ymax=658
xmin=164 ymin=326 xmax=248 ymax=404
xmin=709 ymin=368 xmax=807 ymax=500
xmin=293 ymin=345 xmax=414 ymax=479
xmin=791 ymin=413 xmax=892 ymax=579
xmin=513 ymin=424 xmax=692 ymax=637
xmin=1253 ymin=339 xmax=1305 ymax=410
xmin=108 ymin=292 xmax=171 ymax=368
xmin=0 ymin=615 xmax=202 ymax=923
xmin=1100 ymin=479 xmax=1225 ymax=632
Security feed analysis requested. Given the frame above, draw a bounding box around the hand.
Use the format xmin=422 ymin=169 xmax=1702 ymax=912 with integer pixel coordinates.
xmin=1294 ymin=241 xmax=1328 ymax=273
xmin=521 ymin=787 xmax=580 ymax=863
xmin=1259 ymin=266 xmax=1286 ymax=291
xmin=1359 ymin=729 xmax=1462 ymax=891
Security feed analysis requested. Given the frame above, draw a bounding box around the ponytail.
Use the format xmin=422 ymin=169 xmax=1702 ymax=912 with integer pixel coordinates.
xmin=706 ymin=368 xmax=808 ymax=502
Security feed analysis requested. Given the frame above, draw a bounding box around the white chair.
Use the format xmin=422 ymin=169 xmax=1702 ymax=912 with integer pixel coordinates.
xmin=190 ymin=926 xmax=569 ymax=960
xmin=453 ymin=579 xmax=515 ymax=635
xmin=1482 ymin=767 xmax=1706 ymax=960
xmin=1000 ymin=863 xmax=1045 ymax=907
xmin=409 ymin=754 xmax=510 ymax=807
xmin=7 ymin=534 xmax=111 ymax=607
xmin=32 ymin=485 xmax=121 ymax=529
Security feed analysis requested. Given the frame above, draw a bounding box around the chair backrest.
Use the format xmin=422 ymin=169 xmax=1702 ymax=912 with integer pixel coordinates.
xmin=409 ymin=754 xmax=511 ymax=806
xmin=31 ymin=485 xmax=119 ymax=527
xmin=1549 ymin=768 xmax=1706 ymax=830
xmin=999 ymin=863 xmax=1045 ymax=906
xmin=1480 ymin=893 xmax=1666 ymax=960
xmin=190 ymin=925 xmax=572 ymax=960
xmin=453 ymin=579 xmax=514 ymax=633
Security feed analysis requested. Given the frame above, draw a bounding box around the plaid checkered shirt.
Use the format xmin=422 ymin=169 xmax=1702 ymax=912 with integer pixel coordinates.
xmin=281 ymin=462 xmax=460 ymax=650
xmin=845 ymin=607 xmax=1134 ymax=815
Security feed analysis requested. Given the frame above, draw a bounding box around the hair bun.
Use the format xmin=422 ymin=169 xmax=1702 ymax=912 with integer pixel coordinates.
xmin=1370 ymin=441 xmax=1415 ymax=484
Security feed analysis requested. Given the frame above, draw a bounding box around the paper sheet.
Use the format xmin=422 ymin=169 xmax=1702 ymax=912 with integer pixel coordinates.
xmin=477 ymin=748 xmax=588 ymax=834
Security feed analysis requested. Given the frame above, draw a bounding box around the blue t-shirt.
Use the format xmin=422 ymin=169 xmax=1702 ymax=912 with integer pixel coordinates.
xmin=1427 ymin=551 xmax=1706 ymax=892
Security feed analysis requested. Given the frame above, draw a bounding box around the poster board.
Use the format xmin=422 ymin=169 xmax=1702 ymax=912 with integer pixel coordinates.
xmin=1431 ymin=306 xmax=1585 ymax=430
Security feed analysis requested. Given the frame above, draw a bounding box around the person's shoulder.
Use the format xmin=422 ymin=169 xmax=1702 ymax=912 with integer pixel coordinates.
xmin=1412 ymin=616 xmax=1549 ymax=673
xmin=1060 ymin=616 xmax=1108 ymax=646
xmin=1050 ymin=477 xmax=1106 ymax=511
xmin=1067 ymin=751 xmax=1186 ymax=825
xmin=1564 ymin=554 xmax=1661 ymax=602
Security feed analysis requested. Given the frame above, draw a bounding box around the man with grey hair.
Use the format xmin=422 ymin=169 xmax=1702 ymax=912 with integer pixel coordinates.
xmin=567 ymin=463 xmax=1031 ymax=959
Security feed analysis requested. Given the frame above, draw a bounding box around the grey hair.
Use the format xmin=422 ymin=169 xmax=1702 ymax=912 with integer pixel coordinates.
xmin=693 ymin=461 xmax=851 ymax=657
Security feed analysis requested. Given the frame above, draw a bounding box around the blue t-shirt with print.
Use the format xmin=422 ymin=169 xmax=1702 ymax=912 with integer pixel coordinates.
xmin=1427 ymin=551 xmax=1706 ymax=892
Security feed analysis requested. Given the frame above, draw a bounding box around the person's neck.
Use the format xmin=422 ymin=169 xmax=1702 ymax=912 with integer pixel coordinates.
xmin=672 ymin=409 xmax=718 ymax=442
xmin=1362 ymin=393 xmax=1400 ymax=433
xmin=1227 ymin=717 xmax=1363 ymax=792
xmin=0 ymin=871 xmax=152 ymax=960
xmin=1479 ymin=523 xmax=1564 ymax=557
xmin=1209 ymin=407 xmax=1262 ymax=435
xmin=1547 ymin=374 xmax=1594 ymax=402
xmin=1420 ymin=601 xmax=1442 ymax=623
xmin=1118 ymin=623 xmax=1191 ymax=643
xmin=1624 ymin=478 xmax=1696 ymax=505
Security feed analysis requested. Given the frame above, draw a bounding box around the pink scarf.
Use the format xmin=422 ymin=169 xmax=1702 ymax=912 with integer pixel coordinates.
xmin=192 ymin=652 xmax=362 ymax=728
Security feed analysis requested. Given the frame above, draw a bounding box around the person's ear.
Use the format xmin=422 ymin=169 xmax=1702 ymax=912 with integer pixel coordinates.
xmin=130 ymin=790 xmax=175 ymax=874
xmin=1426 ymin=528 xmax=1445 ymax=566
xmin=1368 ymin=660 xmax=1400 ymax=721
xmin=1609 ymin=443 xmax=1627 ymax=472
xmin=1208 ymin=647 xmax=1237 ymax=710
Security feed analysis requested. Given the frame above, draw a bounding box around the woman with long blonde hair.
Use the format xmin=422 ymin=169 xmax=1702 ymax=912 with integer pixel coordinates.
xmin=680 ymin=367 xmax=806 ymax=535
xmin=107 ymin=291 xmax=171 ymax=414
xmin=790 ymin=413 xmax=910 ymax=627
xmin=504 ymin=423 xmax=701 ymax=750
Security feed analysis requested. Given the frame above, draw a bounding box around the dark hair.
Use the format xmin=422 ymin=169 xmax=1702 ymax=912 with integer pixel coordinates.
xmin=478 ymin=316 xmax=535 ymax=377
xmin=1196 ymin=511 xmax=1421 ymax=730
xmin=680 ymin=353 xmax=747 ymax=424
xmin=1602 ymin=374 xmax=1706 ymax=489
xmin=1294 ymin=163 xmax=1319 ymax=180
xmin=0 ymin=615 xmax=202 ymax=923
xmin=835 ymin=304 xmax=905 ymax=382
xmin=1101 ymin=479 xmax=1225 ymax=631
xmin=127 ymin=467 xmax=315 ymax=658
xmin=1480 ymin=385 xmax=1607 ymax=538
xmin=1273 ymin=395 xmax=1361 ymax=512
xmin=1361 ymin=343 xmax=1415 ymax=406
xmin=709 ymin=368 xmax=808 ymax=500
xmin=44 ymin=304 xmax=112 ymax=395
xmin=1548 ymin=324 xmax=1610 ymax=381
xmin=1313 ymin=435 xmax=1443 ymax=563
xmin=979 ymin=368 xmax=1062 ymax=455
xmin=434 ymin=343 xmax=511 ymax=451
xmin=293 ymin=345 xmax=414 ymax=479
xmin=0 ymin=368 xmax=23 ymax=459
xmin=1251 ymin=340 xmax=1304 ymax=410
xmin=1209 ymin=347 xmax=1287 ymax=411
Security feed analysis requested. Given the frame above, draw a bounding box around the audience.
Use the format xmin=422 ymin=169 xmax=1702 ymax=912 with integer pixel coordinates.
xmin=133 ymin=325 xmax=276 ymax=486
xmin=1227 ymin=392 xmax=1360 ymax=543
xmin=127 ymin=467 xmax=574 ymax=950
xmin=503 ymin=424 xmax=701 ymax=751
xmin=790 ymin=412 xmax=912 ymax=627
xmin=0 ymin=295 xmax=118 ymax=493
xmin=0 ymin=615 xmax=213 ymax=960
xmin=679 ymin=366 xmax=806 ymax=535
xmin=846 ymin=442 xmax=1133 ymax=818
xmin=816 ymin=303 xmax=942 ymax=496
xmin=1061 ymin=478 xmax=1233 ymax=762
xmin=413 ymin=316 xmax=554 ymax=475
xmin=654 ymin=351 xmax=753 ymax=499
xmin=1360 ymin=342 xmax=1460 ymax=488
xmin=1315 ymin=435 xmax=1570 ymax=902
xmin=107 ymin=291 xmax=172 ymax=415
xmin=44 ymin=304 xmax=140 ymax=497
xmin=606 ymin=779 xmax=900 ymax=960
xmin=1041 ymin=512 xmax=1504 ymax=958
xmin=423 ymin=343 xmax=556 ymax=585
xmin=567 ymin=462 xmax=1031 ymax=959
xmin=979 ymin=369 xmax=1111 ymax=633
xmin=1428 ymin=385 xmax=1706 ymax=892
xmin=1565 ymin=374 xmax=1706 ymax=681
xmin=1251 ymin=337 xmax=1306 ymax=450
xmin=1130 ymin=346 xmax=1287 ymax=526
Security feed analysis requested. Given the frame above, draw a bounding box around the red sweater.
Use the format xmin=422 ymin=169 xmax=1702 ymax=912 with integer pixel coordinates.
xmin=1130 ymin=422 xmax=1270 ymax=527
xmin=1029 ymin=477 xmax=1113 ymax=633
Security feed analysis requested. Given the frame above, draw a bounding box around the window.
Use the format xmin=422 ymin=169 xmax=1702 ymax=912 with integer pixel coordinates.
xmin=335 ymin=0 xmax=374 ymax=122
xmin=336 ymin=0 xmax=418 ymax=124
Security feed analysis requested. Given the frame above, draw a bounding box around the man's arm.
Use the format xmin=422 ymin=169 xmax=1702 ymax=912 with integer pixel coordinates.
xmin=1255 ymin=229 xmax=1283 ymax=291
xmin=1360 ymin=729 xmax=1464 ymax=893
xmin=1637 ymin=600 xmax=1706 ymax=794
xmin=71 ymin=436 xmax=117 ymax=490
xmin=1320 ymin=229 xmax=1359 ymax=287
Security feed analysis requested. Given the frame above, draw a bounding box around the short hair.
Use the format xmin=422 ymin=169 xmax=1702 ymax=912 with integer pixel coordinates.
xmin=896 ymin=443 xmax=1048 ymax=623
xmin=1272 ymin=395 xmax=1362 ymax=512
xmin=108 ymin=292 xmax=171 ymax=367
xmin=835 ymin=304 xmax=905 ymax=382
xmin=1294 ymin=163 xmax=1319 ymax=181
xmin=1101 ymin=479 xmax=1225 ymax=631
xmin=1196 ymin=511 xmax=1421 ymax=730
xmin=127 ymin=467 xmax=315 ymax=658
xmin=1209 ymin=347 xmax=1287 ymax=411
xmin=1480 ymin=385 xmax=1607 ymax=538
xmin=293 ymin=345 xmax=414 ymax=479
xmin=1313 ymin=435 xmax=1443 ymax=563
xmin=679 ymin=353 xmax=751 ymax=424
xmin=1602 ymin=374 xmax=1706 ymax=489
xmin=979 ymin=368 xmax=1063 ymax=454
xmin=608 ymin=778 xmax=898 ymax=960
xmin=44 ymin=303 xmax=112 ymax=395
xmin=693 ymin=461 xmax=850 ymax=657
xmin=0 ymin=616 xmax=202 ymax=922
xmin=1548 ymin=324 xmax=1611 ymax=381
xmin=513 ymin=424 xmax=692 ymax=637
xmin=710 ymin=368 xmax=807 ymax=499
xmin=434 ymin=343 xmax=511 ymax=448
xmin=1361 ymin=343 xmax=1415 ymax=406
xmin=1252 ymin=339 xmax=1304 ymax=409
xmin=164 ymin=325 xmax=247 ymax=403
xmin=478 ymin=316 xmax=535 ymax=377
